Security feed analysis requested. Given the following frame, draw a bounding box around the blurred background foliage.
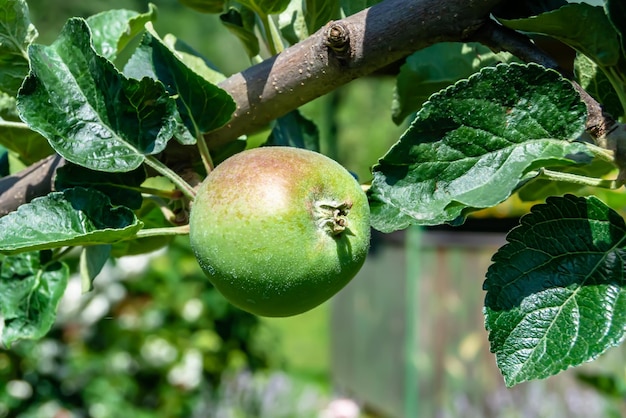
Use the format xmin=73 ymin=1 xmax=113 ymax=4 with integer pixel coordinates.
xmin=0 ymin=238 xmax=336 ymax=417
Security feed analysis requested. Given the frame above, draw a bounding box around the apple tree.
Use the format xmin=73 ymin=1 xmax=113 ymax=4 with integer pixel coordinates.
xmin=1 ymin=0 xmax=626 ymax=389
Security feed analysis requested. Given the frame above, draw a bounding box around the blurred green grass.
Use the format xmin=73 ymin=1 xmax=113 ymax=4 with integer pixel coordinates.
xmin=261 ymin=303 xmax=331 ymax=389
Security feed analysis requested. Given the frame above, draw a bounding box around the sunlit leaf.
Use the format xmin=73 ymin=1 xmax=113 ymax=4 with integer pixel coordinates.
xmin=0 ymin=187 xmax=143 ymax=254
xmin=16 ymin=18 xmax=177 ymax=172
xmin=484 ymin=195 xmax=626 ymax=386
xmin=368 ymin=63 xmax=588 ymax=232
xmin=124 ymin=29 xmax=235 ymax=139
xmin=86 ymin=4 xmax=157 ymax=61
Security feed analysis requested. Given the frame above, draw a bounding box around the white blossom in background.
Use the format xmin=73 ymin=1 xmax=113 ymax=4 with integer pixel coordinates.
xmin=319 ymin=398 xmax=361 ymax=418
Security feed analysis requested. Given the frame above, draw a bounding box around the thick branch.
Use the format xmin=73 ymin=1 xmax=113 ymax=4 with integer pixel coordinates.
xmin=207 ymin=0 xmax=503 ymax=148
xmin=0 ymin=0 xmax=505 ymax=216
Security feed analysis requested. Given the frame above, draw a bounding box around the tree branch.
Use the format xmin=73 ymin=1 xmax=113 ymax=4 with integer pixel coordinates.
xmin=0 ymin=0 xmax=505 ymax=216
xmin=206 ymin=0 xmax=503 ymax=148
xmin=0 ymin=154 xmax=64 ymax=216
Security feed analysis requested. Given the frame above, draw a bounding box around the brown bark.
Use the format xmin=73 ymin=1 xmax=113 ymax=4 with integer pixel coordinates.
xmin=207 ymin=0 xmax=503 ymax=147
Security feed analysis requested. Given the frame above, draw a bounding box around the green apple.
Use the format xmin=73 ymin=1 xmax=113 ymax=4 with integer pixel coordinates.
xmin=189 ymin=146 xmax=371 ymax=317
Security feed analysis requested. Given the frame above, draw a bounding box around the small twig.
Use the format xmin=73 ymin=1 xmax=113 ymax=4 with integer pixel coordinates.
xmin=534 ymin=168 xmax=623 ymax=189
xmin=144 ymin=156 xmax=196 ymax=201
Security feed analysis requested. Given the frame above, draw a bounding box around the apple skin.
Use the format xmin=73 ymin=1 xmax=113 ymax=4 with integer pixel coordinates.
xmin=189 ymin=146 xmax=371 ymax=317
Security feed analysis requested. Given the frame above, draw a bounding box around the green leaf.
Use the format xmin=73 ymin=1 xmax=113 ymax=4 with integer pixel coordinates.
xmin=54 ymin=162 xmax=146 ymax=209
xmin=498 ymin=3 xmax=622 ymax=68
xmin=80 ymin=245 xmax=111 ymax=292
xmin=86 ymin=4 xmax=157 ymax=61
xmin=368 ymin=63 xmax=588 ymax=232
xmin=574 ymin=53 xmax=624 ymax=119
xmin=0 ymin=0 xmax=38 ymax=95
xmin=340 ymin=0 xmax=382 ymax=17
xmin=162 ymin=34 xmax=226 ymax=84
xmin=279 ymin=0 xmax=338 ymax=45
xmin=0 ymin=187 xmax=143 ymax=254
xmin=16 ymin=18 xmax=177 ymax=173
xmin=305 ymin=0 xmax=339 ymax=35
xmin=265 ymin=110 xmax=319 ymax=151
xmin=220 ymin=6 xmax=260 ymax=58
xmin=605 ymin=0 xmax=626 ymax=58
xmin=484 ymin=194 xmax=626 ymax=386
xmin=278 ymin=1 xmax=308 ymax=44
xmin=0 ymin=251 xmax=69 ymax=347
xmin=238 ymin=0 xmax=291 ymax=15
xmin=392 ymin=42 xmax=516 ymax=125
xmin=124 ymin=29 xmax=235 ymax=138
xmin=0 ymin=143 xmax=8 ymax=176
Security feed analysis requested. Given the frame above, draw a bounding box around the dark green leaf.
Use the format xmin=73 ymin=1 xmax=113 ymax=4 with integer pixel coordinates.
xmin=124 ymin=30 xmax=235 ymax=138
xmin=576 ymin=372 xmax=626 ymax=398
xmin=574 ymin=53 xmax=624 ymax=119
xmin=80 ymin=245 xmax=111 ymax=292
xmin=368 ymin=63 xmax=588 ymax=232
xmin=605 ymin=0 xmax=626 ymax=58
xmin=0 ymin=143 xmax=8 ymax=176
xmin=340 ymin=0 xmax=382 ymax=17
xmin=265 ymin=110 xmax=319 ymax=151
xmin=238 ymin=0 xmax=291 ymax=15
xmin=220 ymin=7 xmax=260 ymax=58
xmin=0 ymin=187 xmax=143 ymax=254
xmin=392 ymin=42 xmax=515 ymax=125
xmin=162 ymin=34 xmax=226 ymax=84
xmin=0 ymin=0 xmax=37 ymax=95
xmin=499 ymin=3 xmax=622 ymax=68
xmin=55 ymin=162 xmax=146 ymax=209
xmin=0 ymin=251 xmax=69 ymax=347
xmin=16 ymin=18 xmax=177 ymax=172
xmin=86 ymin=5 xmax=157 ymax=61
xmin=484 ymin=194 xmax=626 ymax=386
xmin=305 ymin=0 xmax=339 ymax=34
